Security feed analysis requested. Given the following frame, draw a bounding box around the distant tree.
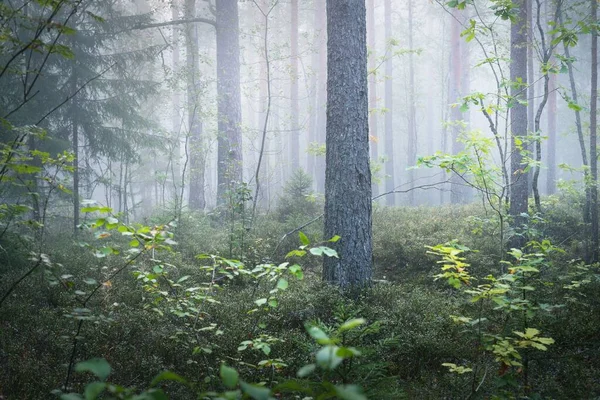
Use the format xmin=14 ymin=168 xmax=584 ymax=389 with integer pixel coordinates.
xmin=216 ymin=0 xmax=243 ymax=206
xmin=184 ymin=0 xmax=206 ymax=211
xmin=324 ymin=0 xmax=372 ymax=288
xmin=509 ymin=0 xmax=529 ymax=247
xmin=288 ymin=0 xmax=300 ymax=173
xmin=384 ymin=0 xmax=395 ymax=206
xmin=407 ymin=0 xmax=417 ymax=206
xmin=590 ymin=0 xmax=598 ymax=262
xmin=367 ymin=0 xmax=379 ymax=199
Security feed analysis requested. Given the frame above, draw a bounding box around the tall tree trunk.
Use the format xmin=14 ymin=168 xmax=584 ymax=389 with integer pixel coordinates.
xmin=527 ymin=0 xmax=535 ymax=197
xmin=546 ymin=65 xmax=557 ymax=195
xmin=407 ymin=0 xmax=417 ymax=205
xmin=367 ymin=0 xmax=379 ymax=198
xmin=384 ymin=0 xmax=395 ymax=206
xmin=590 ymin=0 xmax=598 ymax=262
xmin=560 ymin=10 xmax=590 ymax=224
xmin=289 ymin=0 xmax=300 ymax=173
xmin=216 ymin=0 xmax=243 ymax=206
xmin=185 ymin=0 xmax=206 ymax=211
xmin=171 ymin=1 xmax=182 ymax=211
xmin=72 ymin=119 xmax=79 ymax=235
xmin=449 ymin=7 xmax=465 ymax=204
xmin=509 ymin=0 xmax=529 ymax=248
xmin=324 ymin=0 xmax=372 ymax=289
xmin=315 ymin=0 xmax=326 ymax=194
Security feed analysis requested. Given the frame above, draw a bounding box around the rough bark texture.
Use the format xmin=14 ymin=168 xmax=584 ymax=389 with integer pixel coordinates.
xmin=185 ymin=0 xmax=206 ymax=210
xmin=324 ymin=0 xmax=372 ymax=289
xmin=384 ymin=0 xmax=395 ymax=206
xmin=591 ymin=0 xmax=598 ymax=262
xmin=289 ymin=0 xmax=300 ymax=172
xmin=216 ymin=0 xmax=243 ymax=206
xmin=509 ymin=0 xmax=529 ymax=247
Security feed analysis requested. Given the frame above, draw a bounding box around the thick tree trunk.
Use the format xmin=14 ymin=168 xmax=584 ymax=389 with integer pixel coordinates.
xmin=384 ymin=0 xmax=395 ymax=206
xmin=216 ymin=0 xmax=243 ymax=206
xmin=324 ymin=0 xmax=372 ymax=289
xmin=185 ymin=0 xmax=206 ymax=211
xmin=509 ymin=0 xmax=529 ymax=248
xmin=289 ymin=0 xmax=300 ymax=173
xmin=407 ymin=0 xmax=417 ymax=206
xmin=367 ymin=0 xmax=379 ymax=198
xmin=590 ymin=0 xmax=598 ymax=262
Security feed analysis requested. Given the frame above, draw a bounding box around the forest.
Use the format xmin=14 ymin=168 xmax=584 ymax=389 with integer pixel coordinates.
xmin=1 ymin=0 xmax=599 ymax=398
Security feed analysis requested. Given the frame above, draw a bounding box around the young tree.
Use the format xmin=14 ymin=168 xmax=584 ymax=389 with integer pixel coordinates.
xmin=509 ymin=0 xmax=529 ymax=247
xmin=324 ymin=0 xmax=372 ymax=288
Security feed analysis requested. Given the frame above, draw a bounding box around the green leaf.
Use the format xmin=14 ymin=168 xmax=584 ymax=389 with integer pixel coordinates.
xmin=296 ymin=363 xmax=316 ymax=378
xmin=83 ymin=382 xmax=106 ymax=400
xmin=150 ymin=371 xmax=187 ymax=387
xmin=268 ymin=298 xmax=278 ymax=308
xmin=339 ymin=318 xmax=366 ymax=332
xmin=129 ymin=239 xmax=140 ymax=247
xmin=240 ymin=381 xmax=271 ymax=400
xmin=334 ymin=385 xmax=367 ymax=400
xmin=276 ymin=278 xmax=288 ymax=290
xmin=220 ymin=364 xmax=239 ymax=389
xmin=254 ymin=298 xmax=267 ymax=306
xmin=307 ymin=326 xmax=331 ymax=344
xmin=61 ymin=394 xmax=84 ymax=400
xmin=299 ymin=231 xmax=310 ymax=246
xmin=316 ymin=346 xmax=343 ymax=370
xmin=75 ymin=358 xmax=111 ymax=381
xmin=328 ymin=235 xmax=341 ymax=243
xmin=309 ymin=247 xmax=323 ymax=256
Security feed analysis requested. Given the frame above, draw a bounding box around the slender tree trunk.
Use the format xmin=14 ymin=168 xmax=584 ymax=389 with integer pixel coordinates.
xmin=546 ymin=65 xmax=557 ymax=195
xmin=171 ymin=1 xmax=182 ymax=211
xmin=367 ymin=0 xmax=379 ymax=198
xmin=289 ymin=0 xmax=300 ymax=173
xmin=384 ymin=0 xmax=395 ymax=206
xmin=527 ymin=0 xmax=535 ymax=197
xmin=509 ymin=0 xmax=529 ymax=247
xmin=185 ymin=0 xmax=206 ymax=211
xmin=560 ymin=10 xmax=590 ymax=224
xmin=72 ymin=120 xmax=79 ymax=235
xmin=324 ymin=0 xmax=372 ymax=289
xmin=590 ymin=0 xmax=598 ymax=262
xmin=407 ymin=0 xmax=417 ymax=205
xmin=449 ymin=7 xmax=464 ymax=204
xmin=315 ymin=0 xmax=326 ymax=194
xmin=216 ymin=0 xmax=243 ymax=206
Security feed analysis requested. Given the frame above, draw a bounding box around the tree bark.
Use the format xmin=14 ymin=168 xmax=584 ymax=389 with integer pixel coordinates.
xmin=216 ymin=0 xmax=243 ymax=206
xmin=324 ymin=0 xmax=372 ymax=289
xmin=315 ymin=0 xmax=327 ymax=194
xmin=509 ymin=0 xmax=529 ymax=248
xmin=546 ymin=63 xmax=557 ymax=195
xmin=185 ymin=0 xmax=206 ymax=211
